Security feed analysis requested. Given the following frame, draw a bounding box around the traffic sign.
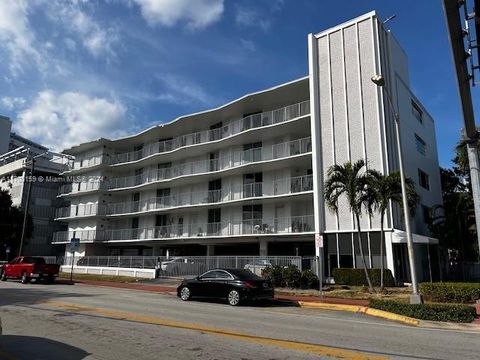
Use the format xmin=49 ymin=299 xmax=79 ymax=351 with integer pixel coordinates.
xmin=69 ymin=238 xmax=80 ymax=253
xmin=315 ymin=234 xmax=324 ymax=248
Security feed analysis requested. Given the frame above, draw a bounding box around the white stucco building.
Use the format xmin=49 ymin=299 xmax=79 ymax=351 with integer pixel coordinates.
xmin=54 ymin=12 xmax=442 ymax=282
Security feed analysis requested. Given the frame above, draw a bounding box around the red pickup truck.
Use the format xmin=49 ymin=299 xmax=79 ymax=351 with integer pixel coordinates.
xmin=0 ymin=256 xmax=60 ymax=284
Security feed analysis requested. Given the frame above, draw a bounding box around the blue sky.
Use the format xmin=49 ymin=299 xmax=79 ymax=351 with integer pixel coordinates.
xmin=0 ymin=0 xmax=478 ymax=167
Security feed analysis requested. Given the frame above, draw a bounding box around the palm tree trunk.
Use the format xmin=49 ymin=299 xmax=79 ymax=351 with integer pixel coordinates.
xmin=380 ymin=211 xmax=385 ymax=291
xmin=355 ymin=214 xmax=375 ymax=292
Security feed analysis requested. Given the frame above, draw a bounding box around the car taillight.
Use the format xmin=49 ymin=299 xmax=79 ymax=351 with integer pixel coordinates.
xmin=243 ymin=281 xmax=257 ymax=288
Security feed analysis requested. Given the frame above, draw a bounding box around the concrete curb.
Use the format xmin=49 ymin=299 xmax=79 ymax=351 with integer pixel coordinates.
xmin=298 ymin=301 xmax=420 ymax=326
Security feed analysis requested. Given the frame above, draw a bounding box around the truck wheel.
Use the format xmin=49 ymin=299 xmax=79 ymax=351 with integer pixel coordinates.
xmin=0 ymin=271 xmax=6 ymax=281
xmin=47 ymin=275 xmax=55 ymax=284
xmin=21 ymin=272 xmax=30 ymax=284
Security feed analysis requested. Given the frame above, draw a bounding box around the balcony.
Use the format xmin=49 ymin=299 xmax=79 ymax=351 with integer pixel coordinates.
xmin=72 ymin=154 xmax=109 ymax=171
xmin=52 ymin=229 xmax=102 ymax=244
xmin=58 ymin=180 xmax=106 ymax=196
xmin=105 ymin=215 xmax=314 ymax=242
xmin=108 ymin=137 xmax=312 ymax=190
xmin=112 ymin=100 xmax=310 ymax=165
xmin=55 ymin=203 xmax=106 ymax=219
xmin=107 ymin=174 xmax=313 ymax=216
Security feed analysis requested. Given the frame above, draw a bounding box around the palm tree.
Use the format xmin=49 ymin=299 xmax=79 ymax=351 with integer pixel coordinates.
xmin=368 ymin=171 xmax=419 ymax=290
xmin=324 ymin=160 xmax=375 ymax=293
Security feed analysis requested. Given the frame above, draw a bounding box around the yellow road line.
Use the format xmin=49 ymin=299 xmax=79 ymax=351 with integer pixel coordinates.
xmin=43 ymin=300 xmax=388 ymax=360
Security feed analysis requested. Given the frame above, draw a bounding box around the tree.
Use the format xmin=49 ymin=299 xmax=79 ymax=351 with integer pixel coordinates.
xmin=0 ymin=189 xmax=33 ymax=260
xmin=324 ymin=160 xmax=375 ymax=293
xmin=367 ymin=171 xmax=419 ymax=290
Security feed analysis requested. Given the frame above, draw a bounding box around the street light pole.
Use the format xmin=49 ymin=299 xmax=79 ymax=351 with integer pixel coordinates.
xmin=18 ymin=150 xmax=34 ymax=257
xmin=371 ymin=75 xmax=423 ymax=304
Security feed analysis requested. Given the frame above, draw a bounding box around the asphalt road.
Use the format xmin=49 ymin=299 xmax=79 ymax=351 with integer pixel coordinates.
xmin=0 ymin=281 xmax=479 ymax=360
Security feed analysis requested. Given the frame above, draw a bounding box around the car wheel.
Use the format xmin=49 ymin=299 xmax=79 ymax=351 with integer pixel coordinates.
xmin=227 ymin=289 xmax=241 ymax=306
xmin=0 ymin=270 xmax=6 ymax=281
xmin=179 ymin=286 xmax=191 ymax=301
xmin=21 ymin=272 xmax=30 ymax=284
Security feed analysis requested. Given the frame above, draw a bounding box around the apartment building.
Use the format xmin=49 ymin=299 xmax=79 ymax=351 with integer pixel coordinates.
xmin=0 ymin=116 xmax=70 ymax=256
xmin=55 ymin=12 xmax=442 ymax=281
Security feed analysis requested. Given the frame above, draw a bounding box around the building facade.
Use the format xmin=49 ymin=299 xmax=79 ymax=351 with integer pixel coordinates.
xmin=55 ymin=12 xmax=442 ymax=281
xmin=0 ymin=117 xmax=70 ymax=257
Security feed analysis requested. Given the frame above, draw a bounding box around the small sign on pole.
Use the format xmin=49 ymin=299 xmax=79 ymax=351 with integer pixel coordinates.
xmin=69 ymin=238 xmax=80 ymax=282
xmin=315 ymin=234 xmax=324 ymax=298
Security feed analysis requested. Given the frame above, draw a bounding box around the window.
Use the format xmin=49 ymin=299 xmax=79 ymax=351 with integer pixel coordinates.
xmin=411 ymin=100 xmax=423 ymax=123
xmin=243 ymin=173 xmax=263 ymax=197
xmin=415 ymin=134 xmax=427 ymax=156
xmin=422 ymin=205 xmax=431 ymax=224
xmin=418 ymin=169 xmax=430 ymax=190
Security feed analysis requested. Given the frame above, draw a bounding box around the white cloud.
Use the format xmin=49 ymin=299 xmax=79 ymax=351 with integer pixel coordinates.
xmin=240 ymin=38 xmax=256 ymax=52
xmin=0 ymin=0 xmax=44 ymax=75
xmin=155 ymin=74 xmax=214 ymax=105
xmin=46 ymin=0 xmax=119 ymax=58
xmin=235 ymin=6 xmax=270 ymax=31
xmin=14 ymin=91 xmax=128 ymax=151
xmin=131 ymin=0 xmax=224 ymax=29
xmin=1 ymin=97 xmax=27 ymax=110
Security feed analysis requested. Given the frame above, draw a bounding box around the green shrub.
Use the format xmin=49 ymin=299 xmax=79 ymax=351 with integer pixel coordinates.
xmin=261 ymin=266 xmax=319 ymax=289
xmin=300 ymin=269 xmax=319 ymax=289
xmin=420 ymin=282 xmax=480 ymax=304
xmin=332 ymin=268 xmax=395 ymax=287
xmin=283 ymin=265 xmax=301 ymax=288
xmin=261 ymin=265 xmax=285 ymax=287
xmin=369 ymin=299 xmax=477 ymax=323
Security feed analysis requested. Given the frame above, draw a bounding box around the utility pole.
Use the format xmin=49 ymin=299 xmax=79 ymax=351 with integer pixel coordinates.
xmin=18 ymin=150 xmax=34 ymax=257
xmin=371 ymin=75 xmax=423 ymax=304
xmin=443 ymin=0 xmax=480 ymax=259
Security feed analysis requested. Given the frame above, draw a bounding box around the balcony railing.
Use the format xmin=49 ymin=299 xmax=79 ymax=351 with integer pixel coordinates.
xmin=55 ymin=203 xmax=106 ymax=219
xmin=108 ymin=137 xmax=312 ymax=190
xmin=107 ymin=174 xmax=313 ymax=216
xmin=112 ymin=100 xmax=310 ymax=165
xmin=106 ymin=215 xmax=314 ymax=241
xmin=73 ymin=154 xmax=108 ymax=170
xmin=58 ymin=180 xmax=106 ymax=196
xmin=52 ymin=229 xmax=102 ymax=243
xmin=52 ymin=215 xmax=314 ymax=244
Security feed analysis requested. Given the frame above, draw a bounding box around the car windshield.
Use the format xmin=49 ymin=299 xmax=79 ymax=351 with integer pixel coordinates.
xmin=227 ymin=269 xmax=263 ymax=280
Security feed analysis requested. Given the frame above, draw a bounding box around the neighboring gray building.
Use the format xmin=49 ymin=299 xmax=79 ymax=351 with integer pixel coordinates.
xmin=54 ymin=12 xmax=442 ymax=282
xmin=0 ymin=116 xmax=70 ymax=256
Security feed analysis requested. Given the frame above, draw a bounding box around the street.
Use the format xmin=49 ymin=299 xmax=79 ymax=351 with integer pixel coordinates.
xmin=0 ymin=281 xmax=479 ymax=360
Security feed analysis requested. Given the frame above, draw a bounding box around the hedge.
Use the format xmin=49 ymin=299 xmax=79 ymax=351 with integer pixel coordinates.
xmin=261 ymin=265 xmax=319 ymax=289
xmin=332 ymin=268 xmax=395 ymax=287
xmin=369 ymin=299 xmax=477 ymax=323
xmin=420 ymin=282 xmax=480 ymax=304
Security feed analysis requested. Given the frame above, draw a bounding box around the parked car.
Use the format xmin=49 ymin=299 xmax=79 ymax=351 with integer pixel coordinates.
xmin=0 ymin=256 xmax=60 ymax=284
xmin=177 ymin=268 xmax=274 ymax=306
xmin=160 ymin=257 xmax=207 ymax=276
xmin=244 ymin=259 xmax=272 ymax=276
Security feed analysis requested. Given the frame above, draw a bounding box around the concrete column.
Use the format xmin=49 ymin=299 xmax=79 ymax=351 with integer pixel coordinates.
xmin=259 ymin=239 xmax=268 ymax=257
xmin=384 ymin=231 xmax=396 ymax=279
xmin=206 ymin=245 xmax=215 ymax=256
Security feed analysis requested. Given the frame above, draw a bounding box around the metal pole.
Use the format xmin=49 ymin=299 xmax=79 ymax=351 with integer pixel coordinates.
xmin=386 ymin=87 xmax=423 ymax=304
xmin=466 ymin=141 xmax=480 ymax=259
xmin=18 ymin=153 xmax=34 ymax=257
xmin=70 ymin=250 xmax=75 ymax=283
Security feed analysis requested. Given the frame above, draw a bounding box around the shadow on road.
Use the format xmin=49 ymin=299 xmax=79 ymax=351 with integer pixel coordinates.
xmin=0 ymin=282 xmax=92 ymax=307
xmin=0 ymin=335 xmax=90 ymax=359
xmin=187 ymin=297 xmax=298 ymax=308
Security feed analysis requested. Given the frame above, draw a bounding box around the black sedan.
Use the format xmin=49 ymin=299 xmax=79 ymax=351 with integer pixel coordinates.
xmin=177 ymin=268 xmax=274 ymax=306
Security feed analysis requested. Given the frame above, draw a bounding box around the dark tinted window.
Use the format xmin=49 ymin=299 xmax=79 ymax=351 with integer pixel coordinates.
xmin=22 ymin=257 xmax=46 ymax=265
xmin=227 ymin=269 xmax=263 ymax=280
